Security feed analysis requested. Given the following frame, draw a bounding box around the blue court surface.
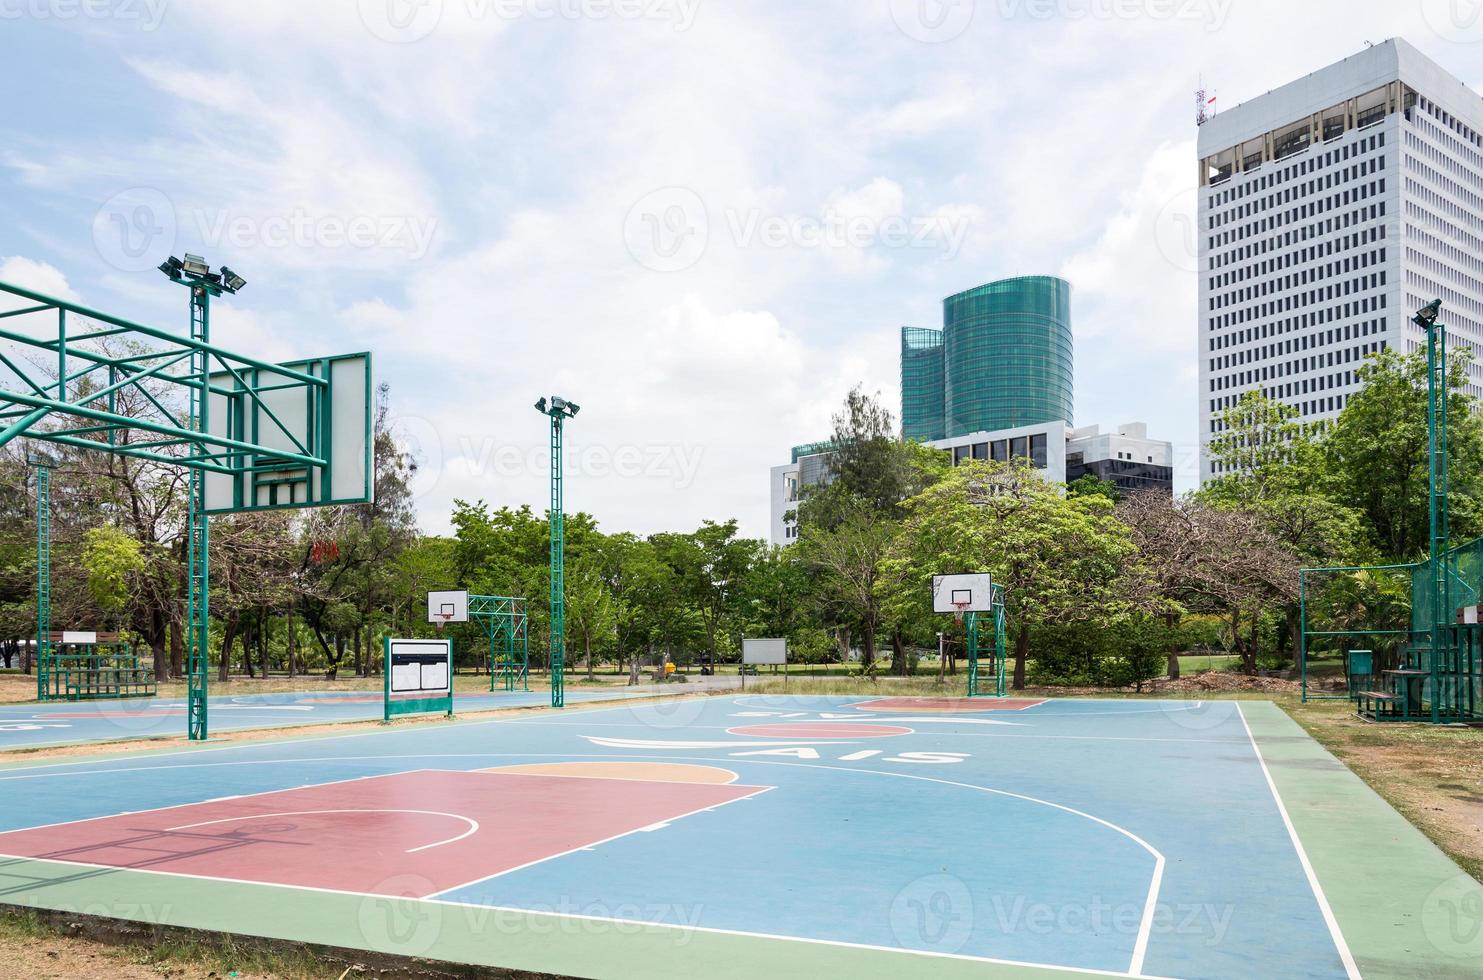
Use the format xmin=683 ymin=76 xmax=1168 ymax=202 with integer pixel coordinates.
xmin=0 ymin=686 xmax=685 ymax=751
xmin=0 ymin=693 xmax=1473 ymax=979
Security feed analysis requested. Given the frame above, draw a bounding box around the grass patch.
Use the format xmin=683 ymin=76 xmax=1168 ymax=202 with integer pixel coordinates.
xmin=0 ymin=905 xmax=518 ymax=978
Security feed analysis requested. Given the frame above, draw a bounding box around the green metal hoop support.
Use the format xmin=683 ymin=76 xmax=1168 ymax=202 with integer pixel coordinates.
xmin=468 ymin=594 xmax=529 ymax=693
xmin=31 ymin=455 xmax=50 ymax=701
xmin=966 ymin=584 xmax=1007 ymax=698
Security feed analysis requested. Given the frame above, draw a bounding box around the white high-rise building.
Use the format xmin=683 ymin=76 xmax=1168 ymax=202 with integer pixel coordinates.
xmin=1197 ymin=39 xmax=1483 ymax=483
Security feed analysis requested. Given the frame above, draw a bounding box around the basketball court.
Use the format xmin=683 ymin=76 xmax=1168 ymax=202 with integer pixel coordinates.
xmin=0 ymin=693 xmax=1475 ymax=979
xmin=0 ymin=686 xmax=697 ymax=751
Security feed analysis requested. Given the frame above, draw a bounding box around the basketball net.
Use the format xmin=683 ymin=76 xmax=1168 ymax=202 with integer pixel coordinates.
xmin=953 ymin=602 xmax=969 ymax=625
xmin=434 ymin=614 xmax=451 ymax=633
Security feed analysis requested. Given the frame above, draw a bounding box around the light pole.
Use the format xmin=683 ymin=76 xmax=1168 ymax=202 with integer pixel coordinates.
xmin=1415 ymin=299 xmax=1446 ymax=724
xmin=535 ymin=395 xmax=580 ymax=708
xmin=159 ymin=254 xmax=245 ymax=740
xmin=29 ymin=453 xmax=52 ymax=699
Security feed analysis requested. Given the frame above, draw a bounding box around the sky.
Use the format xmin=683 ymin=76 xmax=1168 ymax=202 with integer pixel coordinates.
xmin=1 ymin=1 xmax=1480 ymax=540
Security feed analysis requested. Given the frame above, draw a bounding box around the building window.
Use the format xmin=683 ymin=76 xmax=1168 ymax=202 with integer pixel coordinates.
xmin=1030 ymin=433 xmax=1048 ymax=468
xmin=972 ymin=442 xmax=988 ymax=460
xmin=1010 ymin=436 xmax=1029 ymax=460
xmin=953 ymin=445 xmax=970 ymax=465
xmin=991 ymin=440 xmax=1008 ymax=461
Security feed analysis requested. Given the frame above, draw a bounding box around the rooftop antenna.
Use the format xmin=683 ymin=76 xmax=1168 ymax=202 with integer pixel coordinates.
xmin=1196 ymin=77 xmax=1216 ymax=126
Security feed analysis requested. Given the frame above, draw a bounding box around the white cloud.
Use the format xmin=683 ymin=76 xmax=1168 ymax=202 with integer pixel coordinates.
xmin=5 ymin=2 xmax=1476 ymax=526
xmin=1060 ymin=140 xmax=1197 ymax=353
xmin=0 ymin=257 xmax=80 ymax=305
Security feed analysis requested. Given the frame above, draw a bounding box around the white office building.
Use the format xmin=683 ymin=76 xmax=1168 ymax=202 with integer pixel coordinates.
xmin=1197 ymin=39 xmax=1483 ymax=482
xmin=768 ymin=422 xmax=1172 ymax=547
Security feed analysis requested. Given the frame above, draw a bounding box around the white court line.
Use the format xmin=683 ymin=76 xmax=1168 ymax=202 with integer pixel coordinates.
xmin=0 ymin=845 xmax=1178 ymax=980
xmin=0 ymin=770 xmax=434 ymax=835
xmin=1235 ymin=704 xmax=1361 ymax=980
xmin=0 ymin=749 xmax=1166 ymax=977
xmin=426 ymin=784 xmax=774 ymax=895
xmin=165 ymin=808 xmax=479 ymax=854
xmin=0 ymin=694 xmax=723 ymax=773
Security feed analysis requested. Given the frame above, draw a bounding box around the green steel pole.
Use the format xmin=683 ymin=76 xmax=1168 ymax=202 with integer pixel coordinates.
xmin=966 ymin=612 xmax=978 ymax=698
xmin=1299 ymin=570 xmax=1308 ymax=704
xmin=549 ymin=411 xmax=565 ymax=708
xmin=186 ymin=285 xmax=211 ymax=741
xmin=32 ymin=459 xmax=50 ymax=701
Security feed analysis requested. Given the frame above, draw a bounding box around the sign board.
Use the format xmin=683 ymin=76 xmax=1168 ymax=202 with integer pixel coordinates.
xmin=427 ymin=589 xmax=470 ymax=624
xmin=383 ymin=637 xmax=453 ymax=720
xmin=204 ymin=352 xmax=372 ymax=515
xmin=743 ymin=638 xmax=787 ymax=665
xmin=932 ymin=573 xmax=994 ymax=614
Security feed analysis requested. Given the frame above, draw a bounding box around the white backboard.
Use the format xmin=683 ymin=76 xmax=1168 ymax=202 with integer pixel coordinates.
xmin=743 ymin=638 xmax=787 ymax=665
xmin=203 ymin=352 xmax=372 ymax=515
xmin=932 ymin=573 xmax=994 ymax=614
xmin=427 ymin=590 xmax=470 ymax=624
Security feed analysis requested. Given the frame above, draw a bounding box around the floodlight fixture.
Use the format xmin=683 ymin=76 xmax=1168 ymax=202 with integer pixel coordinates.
xmin=567 ymin=402 xmax=580 ymax=417
xmin=158 ymin=256 xmax=184 ymax=280
xmin=1414 ymin=299 xmax=1443 ymax=328
xmin=220 ymin=267 xmax=246 ymax=293
xmin=551 ymin=396 xmax=568 ymax=412
xmin=182 ymin=253 xmax=210 ymax=276
xmin=535 ymin=397 xmax=548 ymax=413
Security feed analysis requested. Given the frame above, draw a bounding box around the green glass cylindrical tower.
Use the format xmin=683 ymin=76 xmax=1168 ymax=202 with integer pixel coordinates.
xmin=942 ymin=276 xmax=1072 ymax=437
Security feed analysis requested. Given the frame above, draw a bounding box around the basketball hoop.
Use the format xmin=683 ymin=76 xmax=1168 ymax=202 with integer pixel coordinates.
xmin=434 ymin=613 xmax=452 ymax=632
xmin=953 ymin=601 xmax=970 ymax=625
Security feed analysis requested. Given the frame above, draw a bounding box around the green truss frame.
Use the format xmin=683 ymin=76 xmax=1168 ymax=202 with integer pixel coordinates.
xmin=965 ymin=583 xmax=1008 ymax=698
xmin=0 ymin=276 xmax=366 ymax=740
xmin=468 ymin=594 xmax=529 ymax=693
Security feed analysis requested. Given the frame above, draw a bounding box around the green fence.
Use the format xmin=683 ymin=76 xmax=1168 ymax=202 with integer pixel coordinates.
xmin=39 ymin=643 xmax=157 ymax=701
xmin=1301 ymin=537 xmax=1483 ymax=722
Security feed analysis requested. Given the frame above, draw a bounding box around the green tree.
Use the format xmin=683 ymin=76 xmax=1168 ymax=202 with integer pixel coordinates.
xmin=1323 ymin=347 xmax=1483 ymax=561
xmin=80 ymin=525 xmax=144 ymax=627
xmin=884 ymin=461 xmax=1136 ymax=689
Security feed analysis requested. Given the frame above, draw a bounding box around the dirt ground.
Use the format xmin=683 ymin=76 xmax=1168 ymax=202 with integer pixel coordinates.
xmin=0 ymin=907 xmax=536 ymax=979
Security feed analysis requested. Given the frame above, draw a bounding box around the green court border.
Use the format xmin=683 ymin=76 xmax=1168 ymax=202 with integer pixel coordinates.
xmin=0 ymin=699 xmax=1477 ymax=979
xmin=1237 ymin=701 xmax=1482 ymax=980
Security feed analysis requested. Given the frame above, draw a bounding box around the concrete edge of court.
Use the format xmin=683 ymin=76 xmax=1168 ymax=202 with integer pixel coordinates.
xmin=1242 ymin=700 xmax=1483 ymax=980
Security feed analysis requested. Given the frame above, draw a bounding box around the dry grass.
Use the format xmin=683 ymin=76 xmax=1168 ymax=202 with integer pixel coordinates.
xmin=0 ymin=906 xmax=532 ymax=978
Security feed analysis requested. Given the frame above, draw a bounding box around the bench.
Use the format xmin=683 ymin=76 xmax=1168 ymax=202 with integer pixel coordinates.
xmin=1357 ymin=690 xmax=1400 ymax=720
